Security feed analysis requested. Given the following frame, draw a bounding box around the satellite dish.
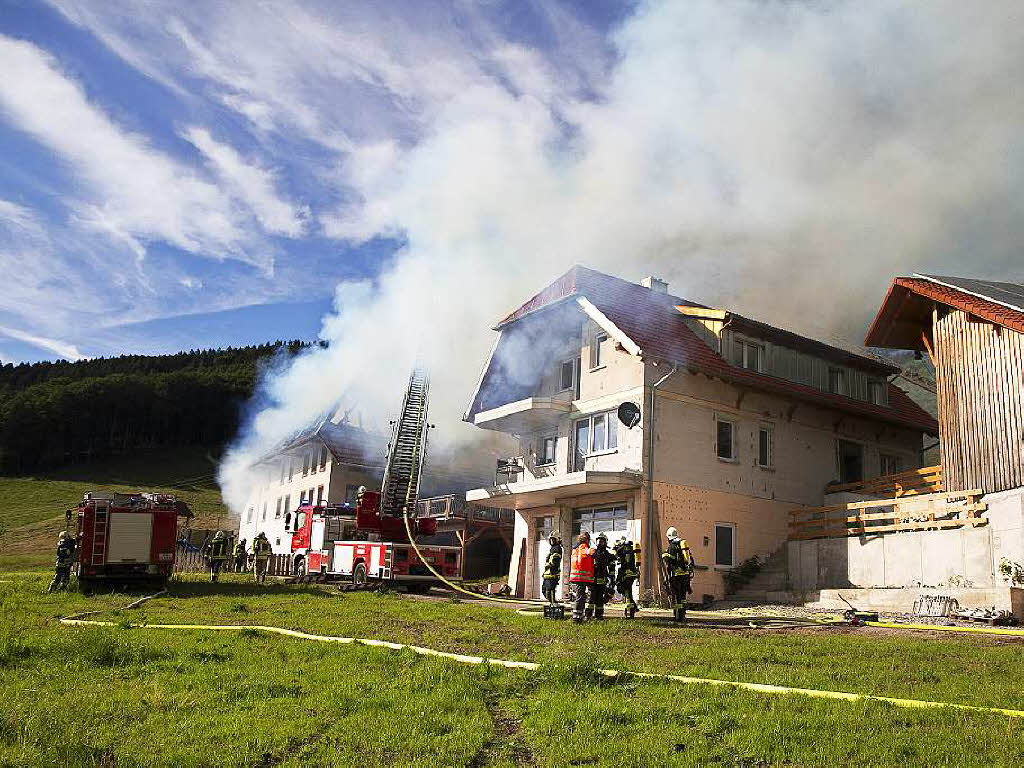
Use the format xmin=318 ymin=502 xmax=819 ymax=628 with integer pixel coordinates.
xmin=617 ymin=402 xmax=641 ymax=430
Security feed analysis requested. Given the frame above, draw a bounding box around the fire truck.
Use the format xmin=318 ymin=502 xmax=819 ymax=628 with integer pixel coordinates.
xmin=289 ymin=368 xmax=462 ymax=591
xmin=73 ymin=491 xmax=193 ymax=589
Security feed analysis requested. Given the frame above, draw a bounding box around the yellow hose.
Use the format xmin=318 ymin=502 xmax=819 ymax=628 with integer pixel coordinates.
xmin=57 ymin=615 xmax=1024 ymax=719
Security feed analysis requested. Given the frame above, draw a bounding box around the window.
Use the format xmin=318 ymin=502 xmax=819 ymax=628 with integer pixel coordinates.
xmin=288 ymin=460 xmax=294 ymax=482
xmin=758 ymin=426 xmax=773 ymax=468
xmin=829 ymin=368 xmax=848 ymax=396
xmin=320 ymin=446 xmax=329 ymax=470
xmin=714 ymin=523 xmax=736 ymax=568
xmin=284 ymin=512 xmax=290 ymax=530
xmin=246 ymin=507 xmax=254 ymax=524
xmin=573 ymin=418 xmax=589 ymax=471
xmin=317 ymin=485 xmax=324 ymax=504
xmin=716 ymin=419 xmax=735 ymax=460
xmin=302 ymin=452 xmax=309 ymax=476
xmin=734 ymin=339 xmax=762 ymax=372
xmin=559 ymin=360 xmax=575 ymax=391
xmin=538 ymin=436 xmax=556 ymax=466
xmin=879 ymin=452 xmax=904 ymax=476
xmin=345 ymin=484 xmax=360 ymax=505
xmin=275 ymin=497 xmax=282 ymax=519
xmin=573 ymin=505 xmax=629 ymax=537
xmin=574 ymin=411 xmax=618 ymax=466
xmin=536 ymin=515 xmax=554 ymax=541
xmin=590 ymin=333 xmax=608 ymax=369
xmin=837 ymin=440 xmax=863 ymax=483
xmin=284 ymin=494 xmax=291 ymax=514
xmin=868 ymin=381 xmax=885 ymax=406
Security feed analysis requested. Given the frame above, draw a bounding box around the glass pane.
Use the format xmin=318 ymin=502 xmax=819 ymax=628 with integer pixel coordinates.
xmin=759 ymin=429 xmax=770 ymax=466
xmin=747 ymin=345 xmax=759 ymax=371
xmin=561 ymin=361 xmax=574 ymax=390
xmin=575 ymin=419 xmax=589 ymax=469
xmin=717 ymin=421 xmax=733 ymax=459
xmin=715 ymin=525 xmax=733 ymax=566
xmin=607 ymin=415 xmax=617 ymax=449
xmin=593 ymin=414 xmax=606 ymax=452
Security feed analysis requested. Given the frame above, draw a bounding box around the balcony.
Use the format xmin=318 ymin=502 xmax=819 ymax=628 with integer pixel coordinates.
xmin=466 ymin=470 xmax=642 ymax=510
xmin=471 ymin=396 xmax=572 ymax=434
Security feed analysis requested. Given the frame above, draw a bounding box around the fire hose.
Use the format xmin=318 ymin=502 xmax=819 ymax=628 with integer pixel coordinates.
xmin=56 ymin=602 xmax=1024 ymax=719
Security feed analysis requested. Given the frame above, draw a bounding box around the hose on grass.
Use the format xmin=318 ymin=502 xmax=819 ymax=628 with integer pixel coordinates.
xmin=57 ymin=614 xmax=1024 ymax=719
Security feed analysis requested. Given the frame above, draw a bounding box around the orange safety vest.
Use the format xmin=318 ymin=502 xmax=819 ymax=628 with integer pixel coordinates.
xmin=569 ymin=543 xmax=595 ymax=583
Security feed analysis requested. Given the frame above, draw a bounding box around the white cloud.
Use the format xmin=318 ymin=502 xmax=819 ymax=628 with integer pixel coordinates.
xmin=0 ymin=324 xmax=84 ymax=360
xmin=0 ymin=35 xmax=270 ymax=269
xmin=183 ymin=126 xmax=309 ymax=237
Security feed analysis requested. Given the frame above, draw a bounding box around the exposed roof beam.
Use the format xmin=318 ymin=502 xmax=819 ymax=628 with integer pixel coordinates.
xmin=575 ymin=297 xmax=642 ymax=357
xmin=676 ymin=305 xmax=728 ymax=321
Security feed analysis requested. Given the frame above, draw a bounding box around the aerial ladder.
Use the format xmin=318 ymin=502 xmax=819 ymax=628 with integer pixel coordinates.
xmin=380 ymin=368 xmax=431 ymax=518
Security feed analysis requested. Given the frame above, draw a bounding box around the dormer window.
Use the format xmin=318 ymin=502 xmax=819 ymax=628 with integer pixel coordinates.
xmin=868 ymin=380 xmax=885 ymax=405
xmin=733 ymin=338 xmax=763 ymax=372
xmin=829 ymin=368 xmax=848 ymax=396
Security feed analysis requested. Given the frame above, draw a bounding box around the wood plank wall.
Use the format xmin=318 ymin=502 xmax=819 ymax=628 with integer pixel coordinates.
xmin=934 ymin=309 xmax=1024 ymax=494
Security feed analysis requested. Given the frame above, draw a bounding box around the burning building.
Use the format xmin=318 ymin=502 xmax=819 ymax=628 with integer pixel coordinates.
xmin=463 ymin=266 xmax=937 ymax=601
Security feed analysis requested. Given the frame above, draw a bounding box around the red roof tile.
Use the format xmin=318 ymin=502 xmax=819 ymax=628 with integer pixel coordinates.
xmin=494 ymin=267 xmax=938 ymax=434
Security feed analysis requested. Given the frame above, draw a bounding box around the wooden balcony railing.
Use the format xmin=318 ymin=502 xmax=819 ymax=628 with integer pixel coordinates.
xmin=825 ymin=464 xmax=943 ymax=498
xmin=789 ymin=488 xmax=986 ymax=541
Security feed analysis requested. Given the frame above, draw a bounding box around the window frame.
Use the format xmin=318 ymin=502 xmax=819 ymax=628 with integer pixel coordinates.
xmin=274 ymin=497 xmax=281 ymax=519
xmin=868 ymin=380 xmax=886 ymax=406
xmin=572 ymin=504 xmax=630 ymax=537
xmin=716 ymin=417 xmax=737 ymax=462
xmin=247 ymin=506 xmax=254 ymax=524
xmin=537 ymin=435 xmax=557 ymax=466
xmin=559 ymin=359 xmax=576 ymax=392
xmin=714 ymin=522 xmax=737 ymax=569
xmin=879 ymin=452 xmax=904 ymax=477
xmin=320 ymin=446 xmax=329 ymax=471
xmin=836 ymin=439 xmax=865 ymax=484
xmin=757 ymin=425 xmax=773 ymax=469
xmin=590 ymin=332 xmax=608 ymax=370
xmin=574 ymin=410 xmax=619 ymax=459
xmin=734 ymin=337 xmax=764 ymax=373
xmin=828 ymin=367 xmax=849 ymax=397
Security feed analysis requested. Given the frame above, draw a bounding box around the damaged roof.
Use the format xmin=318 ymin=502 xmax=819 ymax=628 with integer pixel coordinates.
xmin=273 ymin=418 xmax=387 ymax=468
xmin=865 ymin=274 xmax=1024 ymax=349
xmin=486 ymin=265 xmax=937 ymax=434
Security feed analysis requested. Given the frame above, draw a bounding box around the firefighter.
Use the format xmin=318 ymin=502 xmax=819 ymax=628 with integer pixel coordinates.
xmin=233 ymin=537 xmax=248 ymax=572
xmin=614 ymin=536 xmax=641 ymax=618
xmin=589 ymin=532 xmax=615 ymax=620
xmin=252 ymin=532 xmax=272 ymax=584
xmin=541 ymin=531 xmax=562 ymax=606
xmin=568 ymin=532 xmax=595 ymax=623
xmin=203 ymin=530 xmax=230 ymax=582
xmin=47 ymin=531 xmax=76 ymax=593
xmin=661 ymin=527 xmax=695 ymax=622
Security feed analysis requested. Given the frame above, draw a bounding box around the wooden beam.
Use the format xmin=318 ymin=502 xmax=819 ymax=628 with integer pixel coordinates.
xmin=921 ymin=329 xmax=937 ymax=365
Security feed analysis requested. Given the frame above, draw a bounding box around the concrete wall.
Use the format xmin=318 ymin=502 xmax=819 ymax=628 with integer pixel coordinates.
xmin=789 ymin=487 xmax=1024 ymax=591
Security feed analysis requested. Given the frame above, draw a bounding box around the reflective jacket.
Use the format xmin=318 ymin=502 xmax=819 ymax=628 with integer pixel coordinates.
xmin=662 ymin=539 xmax=694 ymax=578
xmin=593 ymin=545 xmax=615 ymax=586
xmin=207 ymin=537 xmax=229 ymax=560
xmin=233 ymin=542 xmax=246 ymax=558
xmin=569 ymin=543 xmax=595 ymax=583
xmin=542 ymin=545 xmax=562 ymax=580
xmin=55 ymin=538 xmax=76 ymax=568
xmin=253 ymin=537 xmax=272 ymax=559
xmin=614 ymin=540 xmax=640 ymax=580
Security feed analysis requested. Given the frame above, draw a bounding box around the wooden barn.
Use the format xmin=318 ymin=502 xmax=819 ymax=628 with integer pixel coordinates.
xmin=865 ymin=275 xmax=1024 ymax=495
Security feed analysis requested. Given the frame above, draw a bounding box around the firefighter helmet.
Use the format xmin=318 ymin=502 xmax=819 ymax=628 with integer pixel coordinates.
xmin=666 ymin=526 xmax=679 ymax=541
xmin=547 ymin=531 xmax=561 ymax=545
xmin=596 ymin=531 xmax=608 ymax=544
xmin=213 ymin=530 xmax=225 ymax=539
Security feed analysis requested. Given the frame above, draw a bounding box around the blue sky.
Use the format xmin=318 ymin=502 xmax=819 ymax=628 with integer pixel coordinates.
xmin=0 ymin=0 xmax=627 ymax=362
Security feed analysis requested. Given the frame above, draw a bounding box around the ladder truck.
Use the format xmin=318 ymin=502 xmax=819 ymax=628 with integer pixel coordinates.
xmin=290 ymin=368 xmax=462 ymax=591
xmin=73 ymin=491 xmax=193 ymax=590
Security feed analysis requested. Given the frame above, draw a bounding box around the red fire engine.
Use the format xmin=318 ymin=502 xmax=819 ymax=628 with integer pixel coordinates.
xmin=290 ymin=490 xmax=461 ymax=591
xmin=288 ymin=368 xmax=462 ymax=591
xmin=73 ymin=491 xmax=193 ymax=589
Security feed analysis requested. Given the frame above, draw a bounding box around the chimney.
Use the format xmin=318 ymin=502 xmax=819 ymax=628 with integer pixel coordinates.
xmin=641 ymin=276 xmax=668 ymax=293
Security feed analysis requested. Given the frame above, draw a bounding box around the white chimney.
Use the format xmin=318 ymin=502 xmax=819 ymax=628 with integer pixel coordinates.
xmin=641 ymin=276 xmax=669 ymax=293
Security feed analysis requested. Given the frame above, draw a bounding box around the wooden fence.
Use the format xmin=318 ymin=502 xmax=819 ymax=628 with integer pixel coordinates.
xmin=174 ymin=549 xmax=293 ymax=577
xmin=824 ymin=464 xmax=943 ymax=498
xmin=789 ymin=488 xmax=987 ymax=541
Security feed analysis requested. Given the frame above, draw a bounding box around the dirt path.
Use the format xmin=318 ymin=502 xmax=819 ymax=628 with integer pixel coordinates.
xmin=468 ymin=695 xmax=537 ymax=768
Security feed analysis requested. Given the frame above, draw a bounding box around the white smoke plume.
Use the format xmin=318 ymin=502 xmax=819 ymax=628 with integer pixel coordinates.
xmin=218 ymin=0 xmax=1024 ymax=512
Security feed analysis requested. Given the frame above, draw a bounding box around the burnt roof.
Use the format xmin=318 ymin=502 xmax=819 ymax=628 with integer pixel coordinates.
xmin=487 ymin=266 xmax=936 ymax=434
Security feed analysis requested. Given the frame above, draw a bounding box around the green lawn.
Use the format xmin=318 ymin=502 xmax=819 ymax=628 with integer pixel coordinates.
xmin=0 ymin=449 xmax=231 ymax=570
xmin=3 ymin=571 xmax=1023 ymax=766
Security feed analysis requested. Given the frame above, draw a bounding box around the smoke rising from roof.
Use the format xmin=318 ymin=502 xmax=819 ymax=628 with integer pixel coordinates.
xmin=218 ymin=0 xmax=1024 ymax=512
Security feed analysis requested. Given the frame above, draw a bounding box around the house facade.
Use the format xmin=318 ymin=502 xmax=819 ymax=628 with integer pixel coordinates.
xmin=464 ymin=267 xmax=937 ymax=601
xmin=237 ymin=419 xmax=384 ymax=554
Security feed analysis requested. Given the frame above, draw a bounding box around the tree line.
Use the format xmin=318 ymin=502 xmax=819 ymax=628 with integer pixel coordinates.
xmin=0 ymin=341 xmax=315 ymax=475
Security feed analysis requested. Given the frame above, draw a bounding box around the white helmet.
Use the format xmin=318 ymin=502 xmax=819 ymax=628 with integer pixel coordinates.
xmin=666 ymin=526 xmax=679 ymax=541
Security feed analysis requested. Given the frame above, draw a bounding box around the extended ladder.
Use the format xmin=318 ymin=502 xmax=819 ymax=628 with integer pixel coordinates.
xmin=380 ymin=368 xmax=430 ymax=518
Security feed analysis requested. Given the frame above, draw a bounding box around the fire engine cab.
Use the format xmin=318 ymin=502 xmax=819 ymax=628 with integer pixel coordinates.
xmin=290 ymin=489 xmax=461 ymax=591
xmin=74 ymin=491 xmax=192 ymax=589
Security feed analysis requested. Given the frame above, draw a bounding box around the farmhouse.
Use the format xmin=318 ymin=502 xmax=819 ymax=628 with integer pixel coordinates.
xmin=464 ymin=266 xmax=937 ymax=601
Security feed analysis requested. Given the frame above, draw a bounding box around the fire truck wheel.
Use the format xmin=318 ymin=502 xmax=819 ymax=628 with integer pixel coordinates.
xmin=352 ymin=562 xmax=367 ymax=587
xmin=294 ymin=558 xmax=306 ymax=578
xmin=77 ymin=578 xmax=94 ymax=594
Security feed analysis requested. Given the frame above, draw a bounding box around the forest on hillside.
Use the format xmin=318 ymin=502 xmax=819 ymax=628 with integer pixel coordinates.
xmin=0 ymin=342 xmax=314 ymax=475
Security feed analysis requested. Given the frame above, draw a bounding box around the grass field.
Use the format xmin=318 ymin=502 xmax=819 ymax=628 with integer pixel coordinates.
xmin=3 ymin=571 xmax=1024 ymax=766
xmin=0 ymin=449 xmax=231 ymax=569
